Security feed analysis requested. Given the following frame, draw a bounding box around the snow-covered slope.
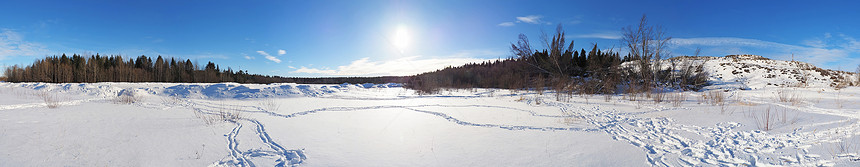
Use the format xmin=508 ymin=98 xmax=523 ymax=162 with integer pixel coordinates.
xmin=671 ymin=54 xmax=856 ymax=90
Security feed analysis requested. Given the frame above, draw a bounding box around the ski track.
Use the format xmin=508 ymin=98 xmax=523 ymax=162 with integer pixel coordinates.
xmin=0 ymin=98 xmax=104 ymax=111
xmin=540 ymin=98 xmax=859 ymax=166
xmin=178 ymin=94 xmax=860 ymax=166
xmin=189 ymin=100 xmax=593 ymax=132
xmin=179 ymin=97 xmax=600 ymax=166
xmin=6 ymin=83 xmax=858 ymax=166
xmin=186 ymin=103 xmax=307 ymax=167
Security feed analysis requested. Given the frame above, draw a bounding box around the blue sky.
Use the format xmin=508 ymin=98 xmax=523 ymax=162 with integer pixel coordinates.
xmin=1 ymin=0 xmax=860 ymax=77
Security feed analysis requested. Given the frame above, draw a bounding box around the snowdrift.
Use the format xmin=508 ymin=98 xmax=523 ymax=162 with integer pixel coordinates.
xmin=6 ymin=82 xmax=403 ymax=99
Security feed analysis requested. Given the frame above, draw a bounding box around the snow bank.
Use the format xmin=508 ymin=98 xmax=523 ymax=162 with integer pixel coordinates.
xmin=665 ymin=55 xmax=856 ymax=90
xmin=3 ymin=82 xmax=403 ymax=99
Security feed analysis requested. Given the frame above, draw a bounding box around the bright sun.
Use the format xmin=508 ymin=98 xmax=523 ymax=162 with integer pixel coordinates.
xmin=393 ymin=25 xmax=409 ymax=54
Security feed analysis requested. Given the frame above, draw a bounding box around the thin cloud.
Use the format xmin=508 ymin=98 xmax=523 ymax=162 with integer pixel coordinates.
xmin=516 ymin=15 xmax=542 ymax=24
xmin=838 ymin=33 xmax=860 ymax=52
xmin=244 ymin=55 xmax=254 ymax=60
xmin=290 ymin=52 xmax=499 ymax=76
xmin=498 ymin=22 xmax=515 ymax=27
xmin=293 ymin=66 xmax=335 ymax=74
xmin=278 ymin=49 xmax=286 ymax=55
xmin=256 ymin=51 xmax=281 ymax=63
xmin=0 ymin=29 xmax=51 ymax=60
xmin=574 ymin=31 xmax=622 ymax=40
xmin=803 ymin=39 xmax=826 ymax=48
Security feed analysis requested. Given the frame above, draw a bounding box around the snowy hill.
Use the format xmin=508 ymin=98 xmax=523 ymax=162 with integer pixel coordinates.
xmin=670 ymin=54 xmax=856 ymax=90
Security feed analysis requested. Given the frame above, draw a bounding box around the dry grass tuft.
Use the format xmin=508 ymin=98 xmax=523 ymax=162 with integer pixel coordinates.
xmin=699 ymin=90 xmax=729 ymax=114
xmin=195 ymin=103 xmax=245 ymax=125
xmin=747 ymin=106 xmax=799 ymax=131
xmin=668 ymin=92 xmax=686 ymax=107
xmin=775 ymin=88 xmax=803 ymax=106
xmin=259 ymin=98 xmax=281 ymax=112
xmin=161 ymin=96 xmax=183 ymax=106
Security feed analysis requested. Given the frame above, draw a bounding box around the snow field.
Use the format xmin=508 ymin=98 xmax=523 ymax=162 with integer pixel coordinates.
xmin=1 ymin=82 xmax=859 ymax=166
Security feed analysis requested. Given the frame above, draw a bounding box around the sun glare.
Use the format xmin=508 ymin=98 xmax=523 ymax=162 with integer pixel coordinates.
xmin=393 ymin=25 xmax=409 ymax=54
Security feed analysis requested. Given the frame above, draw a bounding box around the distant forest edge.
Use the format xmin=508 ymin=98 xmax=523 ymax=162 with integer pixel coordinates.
xmin=2 ymin=54 xmax=407 ymax=84
xmin=406 ymin=15 xmax=709 ymax=95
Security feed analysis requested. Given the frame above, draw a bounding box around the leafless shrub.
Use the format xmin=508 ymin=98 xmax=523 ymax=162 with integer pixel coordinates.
xmin=652 ymin=88 xmax=666 ymax=103
xmin=627 ymin=92 xmax=640 ymax=102
xmin=856 ymin=64 xmax=860 ymax=85
xmin=535 ymin=76 xmax=545 ymax=95
xmin=828 ymin=135 xmax=859 ymax=159
xmin=554 ymin=78 xmax=571 ymax=102
xmin=700 ymin=90 xmax=729 ymax=114
xmin=10 ymin=87 xmax=31 ymax=98
xmin=535 ymin=95 xmax=543 ymax=105
xmin=836 ymin=89 xmax=844 ymax=109
xmin=755 ymin=107 xmax=775 ymax=131
xmin=259 ymin=98 xmax=281 ymax=112
xmin=700 ymin=90 xmax=725 ymax=106
xmin=35 ymin=91 xmax=60 ymax=109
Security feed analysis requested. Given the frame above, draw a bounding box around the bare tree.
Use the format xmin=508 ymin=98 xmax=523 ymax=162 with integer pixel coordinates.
xmin=511 ymin=34 xmax=533 ymax=59
xmin=511 ymin=24 xmax=575 ymax=77
xmin=856 ymin=64 xmax=860 ymax=85
xmin=621 ymin=14 xmax=672 ymax=90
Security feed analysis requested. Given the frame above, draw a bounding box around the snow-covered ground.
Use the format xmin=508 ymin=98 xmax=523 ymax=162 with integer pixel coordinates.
xmin=1 ymin=81 xmax=859 ymax=167
xmin=1 ymin=56 xmax=860 ymax=166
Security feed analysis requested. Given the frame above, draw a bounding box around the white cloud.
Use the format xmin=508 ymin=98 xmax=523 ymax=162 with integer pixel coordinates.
xmin=670 ymin=37 xmax=860 ymax=70
xmin=291 ymin=55 xmax=496 ymax=76
xmin=0 ymin=29 xmax=51 ymax=60
xmin=278 ymin=49 xmax=286 ymax=55
xmin=501 ymin=15 xmax=567 ymax=27
xmin=293 ymin=66 xmax=335 ymax=74
xmin=516 ymin=15 xmax=542 ymax=24
xmin=838 ymin=33 xmax=860 ymax=52
xmin=244 ymin=55 xmax=254 ymax=60
xmin=574 ymin=31 xmax=622 ymax=40
xmin=256 ymin=51 xmax=281 ymax=63
xmin=498 ymin=22 xmax=515 ymax=27
xmin=803 ymin=39 xmax=826 ymax=48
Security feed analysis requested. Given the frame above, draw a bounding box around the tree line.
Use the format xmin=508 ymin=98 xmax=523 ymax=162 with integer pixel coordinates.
xmin=2 ymin=54 xmax=406 ymax=84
